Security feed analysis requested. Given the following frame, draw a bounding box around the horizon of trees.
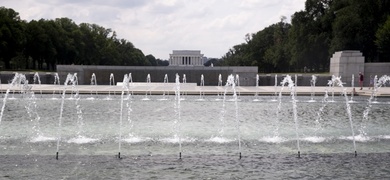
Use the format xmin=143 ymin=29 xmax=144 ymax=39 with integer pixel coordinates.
xmin=0 ymin=7 xmax=168 ymax=71
xmin=220 ymin=0 xmax=390 ymax=73
xmin=2 ymin=0 xmax=390 ymax=73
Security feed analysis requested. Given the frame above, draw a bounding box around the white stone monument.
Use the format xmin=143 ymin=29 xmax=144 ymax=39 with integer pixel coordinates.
xmin=330 ymin=50 xmax=365 ymax=86
xmin=169 ymin=50 xmax=204 ymax=66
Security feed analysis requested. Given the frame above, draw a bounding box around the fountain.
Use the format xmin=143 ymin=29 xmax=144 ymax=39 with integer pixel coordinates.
xmin=330 ymin=75 xmax=336 ymax=102
xmin=128 ymin=73 xmax=134 ymax=96
xmin=0 ymin=73 xmax=390 ymax=178
xmin=217 ymin=74 xmax=223 ymax=98
xmin=118 ymin=74 xmax=131 ymax=159
xmin=90 ymin=73 xmax=97 ymax=98
xmin=279 ymin=75 xmax=300 ymax=157
xmin=143 ymin=74 xmax=151 ymax=100
xmin=174 ymin=74 xmax=182 ymax=159
xmin=0 ymin=73 xmax=28 ymax=123
xmin=235 ymin=74 xmax=240 ymax=96
xmin=199 ymin=74 xmax=205 ymax=100
xmin=351 ymin=74 xmax=355 ymax=102
xmin=109 ymin=73 xmax=115 ymax=97
xmin=161 ymin=74 xmax=169 ymax=100
xmin=33 ymin=72 xmax=42 ymax=97
xmin=331 ymin=75 xmax=357 ymax=157
xmin=181 ymin=74 xmax=187 ymax=98
xmin=26 ymin=87 xmax=42 ymax=140
xmin=53 ymin=73 xmax=60 ymax=98
xmin=272 ymin=74 xmax=278 ymax=101
xmin=253 ymin=74 xmax=259 ymax=101
xmin=309 ymin=75 xmax=317 ymax=102
xmin=358 ymin=75 xmax=390 ymax=139
xmin=56 ymin=73 xmax=78 ymax=159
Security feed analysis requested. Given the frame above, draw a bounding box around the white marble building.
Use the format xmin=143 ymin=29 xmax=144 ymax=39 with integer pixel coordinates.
xmin=169 ymin=50 xmax=204 ymax=66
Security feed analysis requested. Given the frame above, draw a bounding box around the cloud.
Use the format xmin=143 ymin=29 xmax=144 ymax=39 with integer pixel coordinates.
xmin=3 ymin=0 xmax=305 ymax=59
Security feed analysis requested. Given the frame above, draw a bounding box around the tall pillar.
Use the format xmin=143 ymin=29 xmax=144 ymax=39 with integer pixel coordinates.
xmin=329 ymin=50 xmax=365 ymax=87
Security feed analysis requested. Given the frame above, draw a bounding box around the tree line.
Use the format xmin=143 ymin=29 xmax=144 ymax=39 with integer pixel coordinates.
xmin=0 ymin=7 xmax=168 ymax=71
xmin=220 ymin=0 xmax=390 ymax=73
xmin=2 ymin=0 xmax=390 ymax=73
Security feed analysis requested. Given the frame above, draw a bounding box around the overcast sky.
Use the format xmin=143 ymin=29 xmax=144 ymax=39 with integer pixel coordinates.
xmin=3 ymin=0 xmax=305 ymax=60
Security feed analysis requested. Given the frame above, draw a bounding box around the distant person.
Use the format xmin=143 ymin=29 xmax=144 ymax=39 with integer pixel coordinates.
xmin=359 ymin=72 xmax=364 ymax=90
xmin=369 ymin=75 xmax=374 ymax=90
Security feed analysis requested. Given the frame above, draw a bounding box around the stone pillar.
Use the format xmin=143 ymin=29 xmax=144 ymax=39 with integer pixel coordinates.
xmin=329 ymin=50 xmax=365 ymax=87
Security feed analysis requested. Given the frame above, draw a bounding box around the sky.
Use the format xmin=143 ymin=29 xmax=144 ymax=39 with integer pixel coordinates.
xmin=3 ymin=0 xmax=306 ymax=60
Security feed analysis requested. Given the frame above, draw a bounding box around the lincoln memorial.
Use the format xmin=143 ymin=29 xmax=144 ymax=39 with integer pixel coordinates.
xmin=169 ymin=50 xmax=204 ymax=66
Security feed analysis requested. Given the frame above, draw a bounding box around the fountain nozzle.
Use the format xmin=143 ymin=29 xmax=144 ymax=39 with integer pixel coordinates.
xmin=179 ymin=152 xmax=182 ymax=159
xmin=298 ymin=151 xmax=301 ymax=158
xmin=56 ymin=152 xmax=59 ymax=160
xmin=118 ymin=152 xmax=121 ymax=159
xmin=239 ymin=152 xmax=242 ymax=159
xmin=355 ymin=151 xmax=357 ymax=157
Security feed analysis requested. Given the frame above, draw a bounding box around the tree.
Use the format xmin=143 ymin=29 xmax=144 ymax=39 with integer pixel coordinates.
xmin=0 ymin=7 xmax=25 ymax=69
xmin=145 ymin=54 xmax=157 ymax=66
xmin=376 ymin=16 xmax=390 ymax=60
xmin=156 ymin=59 xmax=169 ymax=66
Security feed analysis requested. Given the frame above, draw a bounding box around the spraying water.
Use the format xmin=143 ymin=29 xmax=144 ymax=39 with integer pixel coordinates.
xmin=254 ymin=74 xmax=259 ymax=101
xmin=279 ymin=75 xmax=300 ymax=157
xmin=53 ymin=73 xmax=60 ymax=98
xmin=182 ymin=74 xmax=187 ymax=98
xmin=73 ymin=79 xmax=85 ymax=138
xmin=109 ymin=73 xmax=115 ymax=97
xmin=199 ymin=74 xmax=205 ymax=100
xmin=310 ymin=75 xmax=317 ymax=102
xmin=56 ymin=73 xmax=77 ymax=159
xmin=125 ymin=78 xmax=134 ymax=139
xmin=218 ymin=74 xmax=223 ymax=97
xmin=359 ymin=75 xmax=390 ymax=138
xmin=272 ymin=75 xmax=278 ymax=101
xmin=90 ymin=73 xmax=97 ymax=97
xmin=331 ymin=76 xmax=357 ymax=156
xmin=217 ymin=75 xmax=241 ymax=158
xmin=128 ymin=73 xmax=133 ymax=96
xmin=33 ymin=72 xmax=42 ymax=97
xmin=313 ymin=79 xmax=332 ymax=136
xmin=118 ymin=74 xmax=130 ymax=158
xmin=350 ymin=74 xmax=355 ymax=102
xmin=162 ymin=74 xmax=169 ymax=100
xmin=144 ymin=74 xmax=151 ymax=100
xmin=25 ymin=87 xmax=43 ymax=141
xmin=235 ymin=74 xmax=240 ymax=96
xmin=0 ymin=73 xmax=28 ymax=124
xmin=174 ymin=74 xmax=182 ymax=159
xmin=330 ymin=75 xmax=336 ymax=102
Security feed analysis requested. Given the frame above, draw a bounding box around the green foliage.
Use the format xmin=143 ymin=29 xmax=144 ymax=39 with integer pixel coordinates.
xmin=221 ymin=0 xmax=390 ymax=72
xmin=222 ymin=20 xmax=291 ymax=73
xmin=375 ymin=16 xmax=390 ymax=60
xmin=0 ymin=7 xmax=158 ymax=70
xmin=0 ymin=7 xmax=25 ymax=69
